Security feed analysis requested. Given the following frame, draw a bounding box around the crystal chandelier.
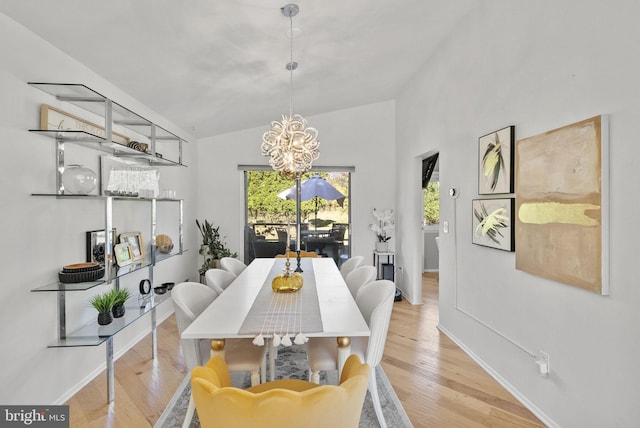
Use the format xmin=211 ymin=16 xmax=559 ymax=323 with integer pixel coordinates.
xmin=261 ymin=3 xmax=319 ymax=175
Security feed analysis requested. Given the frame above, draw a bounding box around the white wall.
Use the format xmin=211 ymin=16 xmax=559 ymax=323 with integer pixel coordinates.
xmin=395 ymin=1 xmax=640 ymax=426
xmin=196 ymin=101 xmax=396 ymax=273
xmin=0 ymin=13 xmax=199 ymax=404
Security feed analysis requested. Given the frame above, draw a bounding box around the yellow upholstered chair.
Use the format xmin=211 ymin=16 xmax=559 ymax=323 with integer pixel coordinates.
xmin=191 ymin=354 xmax=370 ymax=428
xmin=275 ymin=250 xmax=320 ymax=258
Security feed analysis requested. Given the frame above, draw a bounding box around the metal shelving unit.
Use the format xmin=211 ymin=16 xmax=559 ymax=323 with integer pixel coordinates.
xmin=28 ymin=82 xmax=188 ymax=403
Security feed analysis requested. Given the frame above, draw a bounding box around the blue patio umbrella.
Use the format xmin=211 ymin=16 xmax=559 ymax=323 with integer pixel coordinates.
xmin=278 ymin=175 xmax=345 ymax=228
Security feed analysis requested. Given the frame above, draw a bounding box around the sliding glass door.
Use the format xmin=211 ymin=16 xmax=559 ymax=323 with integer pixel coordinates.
xmin=243 ymin=169 xmax=351 ymax=266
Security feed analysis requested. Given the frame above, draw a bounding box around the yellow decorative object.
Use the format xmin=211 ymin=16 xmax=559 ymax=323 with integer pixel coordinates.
xmin=210 ymin=339 xmax=226 ymax=352
xmin=191 ymin=354 xmax=370 ymax=428
xmin=337 ymin=336 xmax=351 ymax=348
xmin=272 ymin=257 xmax=304 ymax=293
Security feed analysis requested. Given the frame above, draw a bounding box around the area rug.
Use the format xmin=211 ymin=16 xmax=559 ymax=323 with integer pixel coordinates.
xmin=155 ymin=345 xmax=413 ymax=428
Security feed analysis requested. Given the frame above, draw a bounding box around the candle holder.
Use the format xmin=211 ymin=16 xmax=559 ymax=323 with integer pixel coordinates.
xmin=272 ymin=246 xmax=304 ymax=293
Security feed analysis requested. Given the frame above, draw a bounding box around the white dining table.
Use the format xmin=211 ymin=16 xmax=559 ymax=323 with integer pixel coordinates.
xmin=181 ymin=257 xmax=370 ymax=380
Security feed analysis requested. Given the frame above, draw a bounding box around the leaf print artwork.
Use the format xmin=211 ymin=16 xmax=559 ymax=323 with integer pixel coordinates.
xmin=482 ymin=132 xmax=505 ymax=192
xmin=471 ymin=198 xmax=514 ymax=251
xmin=478 ymin=126 xmax=514 ymax=195
xmin=474 ymin=202 xmax=508 ymax=244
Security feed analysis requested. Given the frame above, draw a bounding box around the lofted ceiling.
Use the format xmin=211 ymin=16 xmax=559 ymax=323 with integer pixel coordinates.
xmin=0 ymin=0 xmax=477 ymax=139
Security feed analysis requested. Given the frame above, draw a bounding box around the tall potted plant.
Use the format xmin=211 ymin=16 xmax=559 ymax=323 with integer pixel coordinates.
xmin=196 ymin=219 xmax=238 ymax=280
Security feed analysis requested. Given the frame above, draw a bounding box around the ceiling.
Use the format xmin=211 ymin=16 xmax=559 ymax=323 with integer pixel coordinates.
xmin=0 ymin=0 xmax=477 ymax=139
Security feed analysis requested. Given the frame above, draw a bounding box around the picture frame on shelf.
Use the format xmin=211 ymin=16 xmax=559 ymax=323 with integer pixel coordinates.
xmin=472 ymin=198 xmax=515 ymax=251
xmin=478 ymin=125 xmax=514 ymax=195
xmin=86 ymin=228 xmax=117 ymax=265
xmin=40 ymin=104 xmax=130 ymax=146
xmin=119 ymin=232 xmax=145 ymax=261
xmin=114 ymin=243 xmax=134 ymax=267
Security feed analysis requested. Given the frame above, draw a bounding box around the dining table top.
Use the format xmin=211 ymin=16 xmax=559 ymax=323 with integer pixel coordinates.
xmin=181 ymin=257 xmax=370 ymax=341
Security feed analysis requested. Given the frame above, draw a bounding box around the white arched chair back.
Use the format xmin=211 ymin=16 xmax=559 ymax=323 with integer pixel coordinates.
xmin=220 ymin=257 xmax=246 ymax=276
xmin=339 ymin=256 xmax=364 ymax=279
xmin=205 ymin=268 xmax=237 ymax=295
xmin=306 ymin=279 xmax=395 ymax=428
xmin=345 ymin=265 xmax=377 ymax=299
xmin=356 ymin=280 xmax=395 ymax=369
xmin=172 ymin=282 xmax=219 ymax=368
xmin=172 ymin=281 xmax=219 ymax=428
xmin=356 ymin=279 xmax=395 ymax=427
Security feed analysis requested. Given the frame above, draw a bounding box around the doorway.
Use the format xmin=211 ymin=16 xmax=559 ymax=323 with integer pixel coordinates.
xmin=422 ymin=153 xmax=440 ymax=273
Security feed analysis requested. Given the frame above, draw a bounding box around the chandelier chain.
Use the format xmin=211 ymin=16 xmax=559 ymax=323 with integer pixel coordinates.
xmin=289 ymin=12 xmax=294 ymax=118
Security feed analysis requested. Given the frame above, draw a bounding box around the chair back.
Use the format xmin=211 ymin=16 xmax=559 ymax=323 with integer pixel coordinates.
xmin=340 ymin=256 xmax=364 ymax=279
xmin=204 ymin=268 xmax=237 ymax=294
xmin=345 ymin=265 xmax=377 ymax=299
xmin=192 ymin=354 xmax=370 ymax=428
xmin=220 ymin=257 xmax=246 ymax=276
xmin=172 ymin=282 xmax=219 ymax=368
xmin=276 ymin=229 xmax=288 ymax=243
xmin=355 ymin=280 xmax=395 ymax=368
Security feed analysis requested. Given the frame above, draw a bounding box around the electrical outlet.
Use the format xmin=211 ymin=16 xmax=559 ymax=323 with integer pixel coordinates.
xmin=536 ymin=351 xmax=550 ymax=377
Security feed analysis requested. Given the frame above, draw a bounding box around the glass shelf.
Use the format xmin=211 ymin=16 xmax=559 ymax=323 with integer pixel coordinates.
xmin=28 ymin=83 xmax=184 ymax=145
xmin=48 ymin=293 xmax=172 ymax=347
xmin=31 ymin=193 xmax=184 ymax=202
xmin=28 ymin=130 xmax=185 ymax=166
xmin=32 ymin=279 xmax=107 ymax=292
xmin=30 ymin=249 xmax=187 ymax=292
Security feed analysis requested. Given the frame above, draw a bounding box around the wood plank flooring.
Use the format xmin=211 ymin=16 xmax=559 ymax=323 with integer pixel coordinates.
xmin=66 ymin=273 xmax=544 ymax=427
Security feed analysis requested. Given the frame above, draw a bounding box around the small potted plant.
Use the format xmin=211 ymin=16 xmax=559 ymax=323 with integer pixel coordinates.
xmin=89 ymin=292 xmax=115 ymax=326
xmin=110 ymin=288 xmax=130 ymax=319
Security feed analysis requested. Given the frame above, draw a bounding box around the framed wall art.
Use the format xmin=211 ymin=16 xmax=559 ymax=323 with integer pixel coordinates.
xmin=478 ymin=125 xmax=514 ymax=195
xmin=119 ymin=232 xmax=145 ymax=261
xmin=515 ymin=115 xmax=608 ymax=295
xmin=86 ymin=228 xmax=117 ymax=265
xmin=41 ymin=104 xmax=130 ymax=146
xmin=114 ymin=243 xmax=134 ymax=266
xmin=472 ymin=198 xmax=515 ymax=251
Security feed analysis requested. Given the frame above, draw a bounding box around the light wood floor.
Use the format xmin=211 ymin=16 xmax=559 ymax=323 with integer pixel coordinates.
xmin=66 ymin=273 xmax=544 ymax=427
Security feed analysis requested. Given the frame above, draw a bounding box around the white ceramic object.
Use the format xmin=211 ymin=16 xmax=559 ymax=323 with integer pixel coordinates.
xmin=62 ymin=164 xmax=97 ymax=194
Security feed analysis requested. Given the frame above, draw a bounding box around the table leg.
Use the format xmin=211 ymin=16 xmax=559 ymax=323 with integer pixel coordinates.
xmin=210 ymin=339 xmax=226 ymax=360
xmin=270 ymin=339 xmax=277 ymax=381
xmin=337 ymin=336 xmax=351 ymax=378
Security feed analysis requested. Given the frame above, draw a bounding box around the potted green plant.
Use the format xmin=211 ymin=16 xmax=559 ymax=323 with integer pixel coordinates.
xmin=110 ymin=288 xmax=130 ymax=319
xmin=89 ymin=292 xmax=116 ymax=325
xmin=196 ymin=219 xmax=238 ymax=278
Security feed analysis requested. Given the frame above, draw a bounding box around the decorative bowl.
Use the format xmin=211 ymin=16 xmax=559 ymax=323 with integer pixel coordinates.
xmin=153 ymin=284 xmax=168 ymax=295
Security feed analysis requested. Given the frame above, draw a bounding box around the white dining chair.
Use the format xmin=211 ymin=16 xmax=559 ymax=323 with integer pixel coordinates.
xmin=204 ymin=268 xmax=237 ymax=295
xmin=339 ymin=256 xmax=364 ymax=279
xmin=345 ymin=265 xmax=377 ymax=299
xmin=172 ymin=281 xmax=267 ymax=428
xmin=220 ymin=257 xmax=247 ymax=277
xmin=307 ymin=279 xmax=396 ymax=428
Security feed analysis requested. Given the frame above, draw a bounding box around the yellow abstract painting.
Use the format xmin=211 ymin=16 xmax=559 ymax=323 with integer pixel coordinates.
xmin=515 ymin=116 xmax=608 ymax=294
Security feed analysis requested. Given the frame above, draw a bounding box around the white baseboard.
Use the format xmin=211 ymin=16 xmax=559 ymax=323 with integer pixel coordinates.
xmin=53 ymin=307 xmax=174 ymax=405
xmin=436 ymin=323 xmax=558 ymax=428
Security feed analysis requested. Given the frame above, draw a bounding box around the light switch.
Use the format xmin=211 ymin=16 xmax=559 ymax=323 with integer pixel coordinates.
xmin=443 ymin=220 xmax=449 ymax=234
